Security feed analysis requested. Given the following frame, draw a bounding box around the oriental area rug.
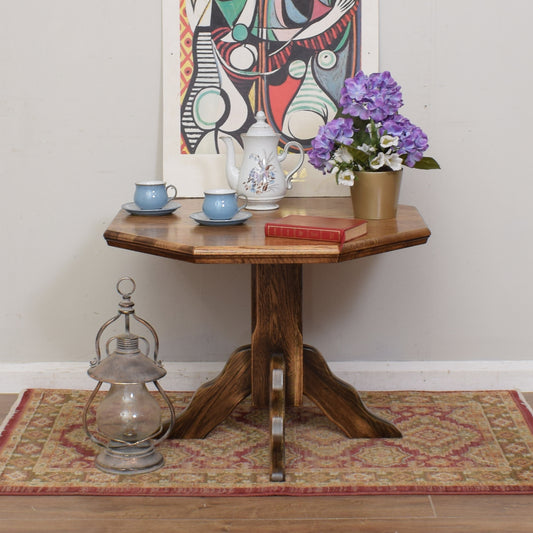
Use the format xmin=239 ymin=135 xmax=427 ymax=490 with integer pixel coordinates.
xmin=1 ymin=389 xmax=533 ymax=496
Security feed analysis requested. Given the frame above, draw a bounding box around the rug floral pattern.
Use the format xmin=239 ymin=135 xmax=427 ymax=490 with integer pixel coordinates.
xmin=1 ymin=389 xmax=533 ymax=495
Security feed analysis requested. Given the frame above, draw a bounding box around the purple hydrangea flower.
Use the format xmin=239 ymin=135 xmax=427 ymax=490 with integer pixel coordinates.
xmin=339 ymin=71 xmax=403 ymax=122
xmin=324 ymin=117 xmax=355 ymax=146
xmin=382 ymin=114 xmax=429 ymax=167
xmin=307 ymin=118 xmax=354 ymax=172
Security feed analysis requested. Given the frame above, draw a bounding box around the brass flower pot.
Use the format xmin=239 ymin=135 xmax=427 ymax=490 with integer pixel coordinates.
xmin=350 ymin=169 xmax=403 ymax=220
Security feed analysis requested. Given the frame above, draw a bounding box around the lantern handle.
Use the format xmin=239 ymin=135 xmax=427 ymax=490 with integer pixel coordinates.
xmin=93 ymin=277 xmax=160 ymax=362
xmin=82 ymin=382 xmax=108 ymax=449
xmin=151 ymin=380 xmax=176 ymax=446
xmin=94 ymin=315 xmax=120 ymax=364
xmin=132 ymin=314 xmax=160 ymax=362
xmin=117 ymin=276 xmax=136 ymax=297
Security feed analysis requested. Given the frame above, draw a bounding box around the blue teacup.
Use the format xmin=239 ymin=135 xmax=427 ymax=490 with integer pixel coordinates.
xmin=202 ymin=189 xmax=248 ymax=220
xmin=134 ymin=181 xmax=178 ymax=210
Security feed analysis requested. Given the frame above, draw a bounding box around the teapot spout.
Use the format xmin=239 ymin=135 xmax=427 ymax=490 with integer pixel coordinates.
xmin=220 ymin=136 xmax=239 ymax=190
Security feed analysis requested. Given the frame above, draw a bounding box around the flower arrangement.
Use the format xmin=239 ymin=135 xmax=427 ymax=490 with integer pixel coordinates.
xmin=308 ymin=71 xmax=439 ymax=186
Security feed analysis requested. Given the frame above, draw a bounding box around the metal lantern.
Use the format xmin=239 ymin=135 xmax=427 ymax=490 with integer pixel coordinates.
xmin=83 ymin=277 xmax=175 ymax=475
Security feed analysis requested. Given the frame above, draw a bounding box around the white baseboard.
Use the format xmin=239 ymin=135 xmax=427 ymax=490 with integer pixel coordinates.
xmin=1 ymin=360 xmax=532 ymax=393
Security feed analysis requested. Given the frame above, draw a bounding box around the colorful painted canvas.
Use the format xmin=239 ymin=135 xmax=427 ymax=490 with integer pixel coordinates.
xmin=163 ymin=0 xmax=378 ymax=196
xmin=180 ymin=0 xmax=361 ymax=155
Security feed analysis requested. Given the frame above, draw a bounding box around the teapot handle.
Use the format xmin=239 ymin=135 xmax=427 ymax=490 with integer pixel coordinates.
xmin=278 ymin=141 xmax=304 ymax=190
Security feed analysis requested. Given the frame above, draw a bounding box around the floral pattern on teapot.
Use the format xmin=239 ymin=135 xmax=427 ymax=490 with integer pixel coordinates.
xmin=245 ymin=152 xmax=279 ymax=194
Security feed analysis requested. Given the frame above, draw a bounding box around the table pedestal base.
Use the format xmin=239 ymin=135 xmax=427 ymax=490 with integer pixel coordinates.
xmin=169 ymin=264 xmax=402 ymax=481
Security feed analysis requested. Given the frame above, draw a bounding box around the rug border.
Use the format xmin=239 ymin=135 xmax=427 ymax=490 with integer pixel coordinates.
xmin=2 ymin=389 xmax=533 ymax=497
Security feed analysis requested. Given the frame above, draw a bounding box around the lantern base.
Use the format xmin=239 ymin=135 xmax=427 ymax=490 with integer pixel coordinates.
xmin=95 ymin=441 xmax=164 ymax=475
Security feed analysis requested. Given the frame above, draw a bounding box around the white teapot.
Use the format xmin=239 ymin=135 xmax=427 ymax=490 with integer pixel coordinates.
xmin=221 ymin=112 xmax=304 ymax=210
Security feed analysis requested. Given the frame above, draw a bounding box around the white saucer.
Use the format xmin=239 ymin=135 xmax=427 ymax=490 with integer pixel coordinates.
xmin=122 ymin=200 xmax=181 ymax=216
xmin=190 ymin=211 xmax=252 ymax=226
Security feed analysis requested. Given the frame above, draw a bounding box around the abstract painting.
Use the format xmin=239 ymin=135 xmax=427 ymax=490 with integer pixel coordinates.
xmin=163 ymin=0 xmax=378 ymax=195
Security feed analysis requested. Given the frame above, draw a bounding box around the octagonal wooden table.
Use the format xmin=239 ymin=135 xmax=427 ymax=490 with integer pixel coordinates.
xmin=104 ymin=197 xmax=431 ymax=481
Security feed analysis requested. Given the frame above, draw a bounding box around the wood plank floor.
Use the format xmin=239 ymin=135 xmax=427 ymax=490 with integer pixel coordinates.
xmin=1 ymin=393 xmax=533 ymax=533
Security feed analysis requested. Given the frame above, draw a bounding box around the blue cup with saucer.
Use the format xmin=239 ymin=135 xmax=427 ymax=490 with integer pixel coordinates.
xmin=202 ymin=189 xmax=248 ymax=220
xmin=134 ymin=181 xmax=178 ymax=210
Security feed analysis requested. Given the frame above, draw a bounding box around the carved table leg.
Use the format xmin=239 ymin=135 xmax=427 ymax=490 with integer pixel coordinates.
xmin=303 ymin=345 xmax=402 ymax=438
xmin=169 ymin=345 xmax=251 ymax=439
xmin=270 ymin=352 xmax=285 ymax=482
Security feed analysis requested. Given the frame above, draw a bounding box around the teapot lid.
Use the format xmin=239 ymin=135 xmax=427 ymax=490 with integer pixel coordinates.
xmin=244 ymin=111 xmax=277 ymax=137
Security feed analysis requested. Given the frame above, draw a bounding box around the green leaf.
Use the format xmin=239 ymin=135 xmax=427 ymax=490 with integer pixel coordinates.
xmin=350 ymin=148 xmax=369 ymax=167
xmin=351 ymin=116 xmax=367 ymax=132
xmin=412 ymin=157 xmax=441 ymax=170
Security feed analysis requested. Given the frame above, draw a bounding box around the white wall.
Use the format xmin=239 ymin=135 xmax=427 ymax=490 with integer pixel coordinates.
xmin=1 ymin=1 xmax=532 ymax=389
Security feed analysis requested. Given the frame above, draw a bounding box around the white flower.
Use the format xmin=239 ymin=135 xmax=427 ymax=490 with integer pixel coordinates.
xmin=333 ymin=146 xmax=353 ymax=163
xmin=380 ymin=135 xmax=399 ymax=149
xmin=337 ymin=168 xmax=355 ymax=186
xmin=384 ymin=152 xmax=403 ymax=171
xmin=370 ymin=152 xmax=385 ymax=170
xmin=356 ymin=143 xmax=376 ymax=154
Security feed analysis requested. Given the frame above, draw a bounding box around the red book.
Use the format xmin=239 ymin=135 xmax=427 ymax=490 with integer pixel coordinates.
xmin=264 ymin=215 xmax=367 ymax=244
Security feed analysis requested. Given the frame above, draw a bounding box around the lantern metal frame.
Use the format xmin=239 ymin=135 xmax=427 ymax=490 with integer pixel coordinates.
xmin=83 ymin=277 xmax=175 ymax=475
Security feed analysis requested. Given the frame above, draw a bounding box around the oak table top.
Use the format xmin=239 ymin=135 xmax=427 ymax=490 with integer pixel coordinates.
xmin=104 ymin=197 xmax=431 ymax=482
xmin=104 ymin=197 xmax=431 ymax=264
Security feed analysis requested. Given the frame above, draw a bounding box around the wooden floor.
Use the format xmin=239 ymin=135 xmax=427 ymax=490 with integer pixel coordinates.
xmin=1 ymin=393 xmax=533 ymax=533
